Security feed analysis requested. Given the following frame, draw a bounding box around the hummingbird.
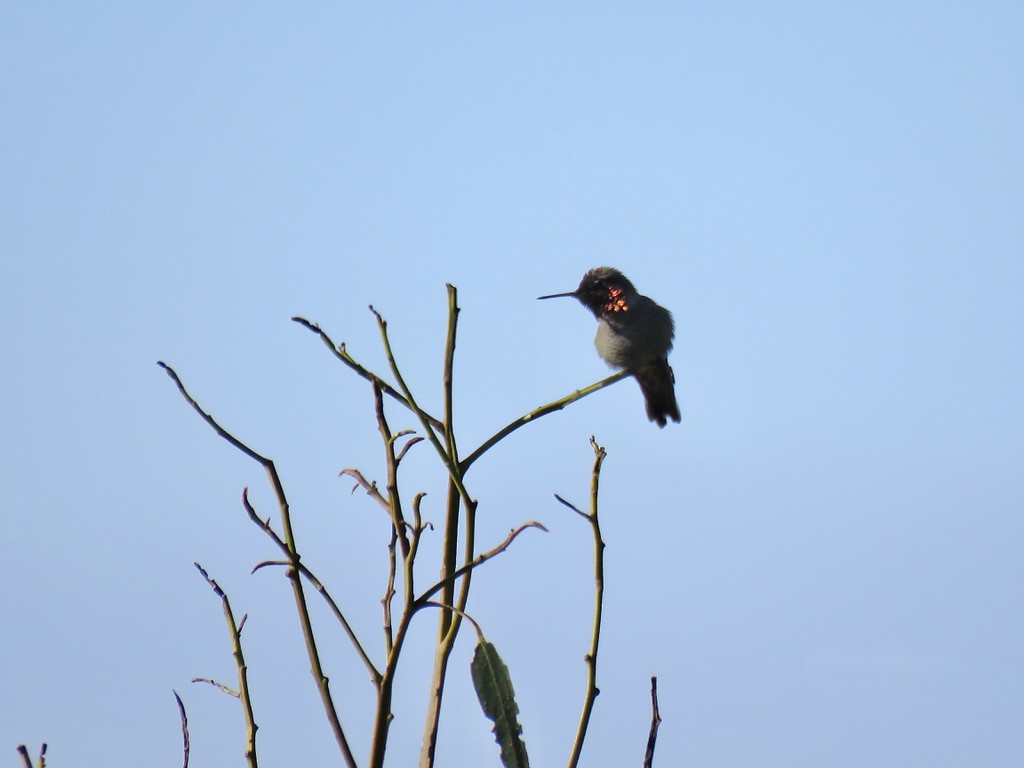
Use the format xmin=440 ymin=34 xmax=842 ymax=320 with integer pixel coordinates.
xmin=539 ymin=267 xmax=681 ymax=427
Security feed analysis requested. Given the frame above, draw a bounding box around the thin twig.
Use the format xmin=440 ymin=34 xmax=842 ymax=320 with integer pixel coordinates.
xmin=395 ymin=433 xmax=424 ymax=463
xmin=383 ymin=523 xmax=398 ymax=655
xmin=339 ymin=466 xmax=418 ymax=534
xmin=194 ymin=563 xmax=259 ymax=768
xmin=461 ymin=370 xmax=630 ymax=471
xmin=643 ymin=676 xmax=662 ymax=768
xmin=567 ymin=437 xmax=608 ymax=768
xmin=415 ymin=521 xmax=548 ymax=608
xmin=291 ymin=316 xmax=444 ymax=431
xmin=372 ymin=379 xmax=405 ymax=680
xmin=251 ymin=559 xmax=290 ymax=572
xmin=374 ymin=381 xmax=412 ymax=557
xmin=441 ymin=284 xmax=461 ymax=491
xmin=172 ymin=692 xmax=190 ymax=768
xmin=418 ymin=601 xmax=484 ymax=638
xmin=192 ymin=677 xmax=238 ymax=696
xmin=408 ymin=491 xmax=430 ymax=565
xmin=340 ymin=468 xmax=390 ymax=511
xmin=173 ymin=692 xmax=190 ymax=768
xmin=369 ymin=306 xmax=466 ymax=497
xmin=553 ymin=494 xmax=589 ymax=520
xmin=446 ymin=287 xmax=479 ymax=637
xmin=158 ymin=362 xmax=358 ymax=768
xmin=412 ymin=492 xmax=428 ymax=535
xmin=442 ymin=284 xmax=459 ymax=449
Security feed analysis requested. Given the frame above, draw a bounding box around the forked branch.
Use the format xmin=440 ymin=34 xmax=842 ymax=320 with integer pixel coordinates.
xmin=192 ymin=563 xmax=258 ymax=768
xmin=242 ymin=488 xmax=382 ymax=687
xmin=558 ymin=437 xmax=609 ymax=768
xmin=415 ymin=521 xmax=548 ymax=608
xmin=157 ymin=362 xmax=358 ymax=768
xmin=291 ymin=316 xmax=444 ymax=432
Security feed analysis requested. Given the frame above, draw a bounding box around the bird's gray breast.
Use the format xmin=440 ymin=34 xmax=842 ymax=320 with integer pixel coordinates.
xmin=593 ymin=297 xmax=674 ymax=370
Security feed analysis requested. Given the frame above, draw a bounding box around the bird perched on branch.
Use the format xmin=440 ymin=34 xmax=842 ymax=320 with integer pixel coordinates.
xmin=539 ymin=267 xmax=681 ymax=427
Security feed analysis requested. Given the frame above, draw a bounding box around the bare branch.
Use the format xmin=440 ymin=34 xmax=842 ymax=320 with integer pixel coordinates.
xmin=643 ymin=676 xmax=663 ymax=768
xmin=158 ymin=362 xmax=357 ymax=768
xmin=418 ymin=600 xmax=484 ymax=638
xmin=567 ymin=437 xmax=609 ymax=768
xmin=194 ymin=562 xmax=259 ymax=768
xmin=242 ymin=490 xmax=382 ymax=687
xmin=461 ymin=370 xmax=630 ymax=471
xmin=553 ymin=493 xmax=590 ymax=521
xmin=340 ymin=468 xmax=390 ymax=511
xmin=251 ymin=559 xmax=290 ymax=572
xmin=415 ymin=521 xmax=549 ymax=608
xmin=412 ymin=492 xmax=427 ymax=526
xmin=192 ymin=677 xmax=239 ymax=697
xmin=173 ymin=692 xmax=190 ymax=768
xmin=369 ymin=306 xmax=465 ymax=494
xmin=382 ymin=523 xmax=398 ymax=655
xmin=395 ymin=434 xmax=425 ymax=463
xmin=373 ymin=380 xmax=412 ymax=557
xmin=291 ymin=316 xmax=444 ymax=431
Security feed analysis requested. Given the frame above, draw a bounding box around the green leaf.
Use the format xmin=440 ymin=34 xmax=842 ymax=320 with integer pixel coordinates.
xmin=471 ymin=638 xmax=531 ymax=768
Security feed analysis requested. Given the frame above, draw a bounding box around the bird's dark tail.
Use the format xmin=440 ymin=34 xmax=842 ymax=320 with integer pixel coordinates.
xmin=634 ymin=359 xmax=681 ymax=428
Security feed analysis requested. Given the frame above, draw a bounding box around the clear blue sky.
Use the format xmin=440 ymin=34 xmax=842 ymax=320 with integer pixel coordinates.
xmin=3 ymin=3 xmax=1022 ymax=766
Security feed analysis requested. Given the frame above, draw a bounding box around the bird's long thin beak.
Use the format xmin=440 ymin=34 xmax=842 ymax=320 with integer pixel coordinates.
xmin=537 ymin=291 xmax=577 ymax=300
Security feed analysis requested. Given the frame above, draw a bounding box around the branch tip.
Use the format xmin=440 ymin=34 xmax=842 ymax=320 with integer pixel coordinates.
xmin=644 ymin=676 xmax=662 ymax=768
xmin=173 ymin=689 xmax=190 ymax=768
